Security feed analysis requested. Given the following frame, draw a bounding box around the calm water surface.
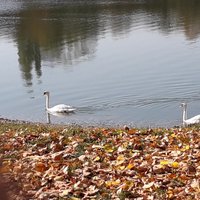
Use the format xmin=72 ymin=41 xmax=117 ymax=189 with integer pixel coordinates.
xmin=1 ymin=0 xmax=200 ymax=126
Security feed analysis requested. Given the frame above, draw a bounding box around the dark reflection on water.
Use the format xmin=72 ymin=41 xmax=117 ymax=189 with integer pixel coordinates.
xmin=1 ymin=0 xmax=200 ymax=126
xmin=0 ymin=0 xmax=200 ymax=85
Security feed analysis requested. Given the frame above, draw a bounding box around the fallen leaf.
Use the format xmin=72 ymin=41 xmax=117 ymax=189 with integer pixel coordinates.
xmin=126 ymin=163 xmax=134 ymax=170
xmin=94 ymin=156 xmax=100 ymax=162
xmin=105 ymin=179 xmax=121 ymax=187
xmin=143 ymin=182 xmax=154 ymax=189
xmin=171 ymin=161 xmax=179 ymax=168
xmin=34 ymin=162 xmax=47 ymax=172
xmin=191 ymin=179 xmax=199 ymax=190
xmin=160 ymin=160 xmax=169 ymax=165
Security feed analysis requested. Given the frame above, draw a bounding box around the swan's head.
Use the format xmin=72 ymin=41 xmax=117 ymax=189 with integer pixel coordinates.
xmin=43 ymin=91 xmax=50 ymax=96
xmin=180 ymin=102 xmax=187 ymax=108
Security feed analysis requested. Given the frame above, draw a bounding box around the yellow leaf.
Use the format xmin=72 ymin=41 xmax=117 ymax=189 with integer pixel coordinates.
xmin=121 ymin=180 xmax=134 ymax=190
xmin=113 ymin=179 xmax=121 ymax=186
xmin=116 ymin=155 xmax=125 ymax=165
xmin=126 ymin=163 xmax=134 ymax=170
xmin=181 ymin=145 xmax=190 ymax=151
xmin=171 ymin=162 xmax=179 ymax=168
xmin=105 ymin=179 xmax=121 ymax=187
xmin=94 ymin=156 xmax=100 ymax=162
xmin=171 ymin=133 xmax=176 ymax=138
xmin=167 ymin=190 xmax=174 ymax=198
xmin=117 ymin=165 xmax=126 ymax=170
xmin=105 ymin=181 xmax=112 ymax=187
xmin=160 ymin=160 xmax=169 ymax=165
xmin=117 ymin=155 xmax=125 ymax=162
xmin=185 ymin=145 xmax=190 ymax=150
xmin=104 ymin=145 xmax=114 ymax=153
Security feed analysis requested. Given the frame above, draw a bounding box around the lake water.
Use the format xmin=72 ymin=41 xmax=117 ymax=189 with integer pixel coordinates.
xmin=1 ymin=0 xmax=200 ymax=127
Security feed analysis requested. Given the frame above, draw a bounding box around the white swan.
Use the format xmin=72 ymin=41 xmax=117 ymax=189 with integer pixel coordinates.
xmin=43 ymin=91 xmax=76 ymax=113
xmin=180 ymin=103 xmax=200 ymax=126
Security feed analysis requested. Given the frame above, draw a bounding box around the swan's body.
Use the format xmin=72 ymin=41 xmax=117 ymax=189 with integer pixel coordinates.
xmin=47 ymin=104 xmax=75 ymax=113
xmin=181 ymin=103 xmax=200 ymax=126
xmin=44 ymin=91 xmax=76 ymax=113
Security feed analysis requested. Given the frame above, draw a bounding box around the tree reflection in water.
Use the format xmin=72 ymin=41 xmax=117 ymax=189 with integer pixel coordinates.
xmin=0 ymin=0 xmax=200 ymax=86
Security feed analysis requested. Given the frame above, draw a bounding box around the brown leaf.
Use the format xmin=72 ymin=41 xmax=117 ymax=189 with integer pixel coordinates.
xmin=188 ymin=165 xmax=196 ymax=173
xmin=51 ymin=151 xmax=63 ymax=161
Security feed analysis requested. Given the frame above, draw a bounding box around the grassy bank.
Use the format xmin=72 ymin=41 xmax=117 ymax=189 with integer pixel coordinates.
xmin=0 ymin=121 xmax=199 ymax=199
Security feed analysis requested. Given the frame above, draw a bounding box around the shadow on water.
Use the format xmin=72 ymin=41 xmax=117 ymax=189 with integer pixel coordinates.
xmin=0 ymin=0 xmax=200 ymax=86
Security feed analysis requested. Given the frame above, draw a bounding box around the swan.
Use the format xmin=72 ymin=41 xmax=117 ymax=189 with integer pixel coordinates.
xmin=180 ymin=103 xmax=200 ymax=126
xmin=43 ymin=91 xmax=76 ymax=113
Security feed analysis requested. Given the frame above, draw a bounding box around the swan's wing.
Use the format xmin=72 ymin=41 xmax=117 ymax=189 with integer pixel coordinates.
xmin=48 ymin=104 xmax=76 ymax=113
xmin=185 ymin=115 xmax=200 ymax=124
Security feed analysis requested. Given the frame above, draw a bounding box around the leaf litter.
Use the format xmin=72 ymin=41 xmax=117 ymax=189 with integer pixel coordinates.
xmin=0 ymin=122 xmax=199 ymax=199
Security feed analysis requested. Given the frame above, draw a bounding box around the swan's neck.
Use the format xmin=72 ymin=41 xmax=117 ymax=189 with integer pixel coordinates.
xmin=45 ymin=94 xmax=50 ymax=110
xmin=182 ymin=105 xmax=187 ymax=124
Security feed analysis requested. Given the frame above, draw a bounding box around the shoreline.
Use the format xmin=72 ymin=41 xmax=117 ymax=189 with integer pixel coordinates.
xmin=0 ymin=117 xmax=32 ymax=124
xmin=0 ymin=116 xmax=181 ymax=129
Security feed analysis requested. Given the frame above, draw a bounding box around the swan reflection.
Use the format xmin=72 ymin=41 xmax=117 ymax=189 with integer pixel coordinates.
xmin=46 ymin=111 xmax=75 ymax=124
xmin=47 ymin=112 xmax=51 ymax=124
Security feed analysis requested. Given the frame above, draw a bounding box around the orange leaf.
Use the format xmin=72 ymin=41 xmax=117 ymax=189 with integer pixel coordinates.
xmin=3 ymin=143 xmax=13 ymax=151
xmin=34 ymin=162 xmax=47 ymax=172
xmin=0 ymin=165 xmax=11 ymax=173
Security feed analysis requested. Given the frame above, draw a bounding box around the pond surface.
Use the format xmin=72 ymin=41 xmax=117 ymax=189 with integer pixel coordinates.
xmin=1 ymin=0 xmax=200 ymax=127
